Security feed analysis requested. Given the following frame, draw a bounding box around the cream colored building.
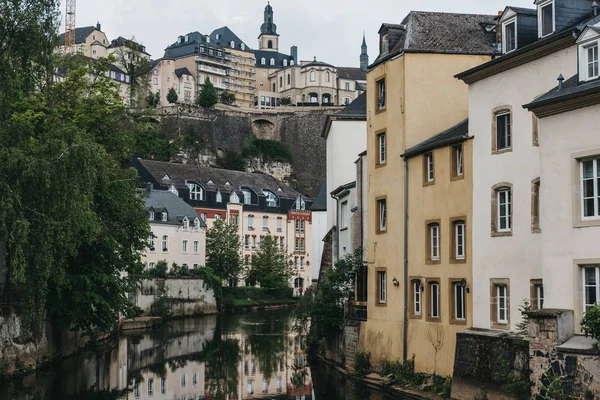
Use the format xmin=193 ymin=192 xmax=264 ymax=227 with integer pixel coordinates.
xmin=363 ymin=12 xmax=496 ymax=376
xmin=57 ymin=23 xmax=108 ymax=58
xmin=149 ymin=58 xmax=196 ymax=107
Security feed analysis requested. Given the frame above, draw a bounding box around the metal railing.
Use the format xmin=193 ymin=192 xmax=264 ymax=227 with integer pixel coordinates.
xmin=346 ymin=301 xmax=367 ymax=321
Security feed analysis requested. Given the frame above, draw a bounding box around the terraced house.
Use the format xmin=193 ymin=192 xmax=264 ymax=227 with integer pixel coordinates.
xmin=362 ymin=11 xmax=498 ymax=376
xmin=134 ymin=159 xmax=313 ymax=294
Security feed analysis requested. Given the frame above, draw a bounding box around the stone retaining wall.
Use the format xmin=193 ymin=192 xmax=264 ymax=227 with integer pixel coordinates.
xmin=134 ymin=278 xmax=217 ymax=317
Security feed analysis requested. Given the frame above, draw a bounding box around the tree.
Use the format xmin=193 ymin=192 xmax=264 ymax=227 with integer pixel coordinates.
xmin=246 ymin=234 xmax=292 ymax=289
xmin=198 ymin=77 xmax=219 ymax=108
xmin=167 ymin=87 xmax=178 ymax=104
xmin=220 ymin=91 xmax=236 ymax=106
xmin=146 ymin=90 xmax=160 ymax=107
xmin=206 ymin=219 xmax=242 ymax=283
xmin=110 ymin=37 xmax=153 ymax=107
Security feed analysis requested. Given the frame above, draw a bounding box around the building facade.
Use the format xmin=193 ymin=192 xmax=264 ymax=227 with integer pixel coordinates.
xmin=363 ymin=11 xmax=496 ymax=374
xmin=57 ymin=23 xmax=108 ymax=58
xmin=149 ymin=58 xmax=197 ymax=107
xmin=133 ymin=159 xmax=313 ymax=293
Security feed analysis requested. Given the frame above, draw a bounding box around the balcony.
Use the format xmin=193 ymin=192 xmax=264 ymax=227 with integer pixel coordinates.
xmin=346 ymin=301 xmax=367 ymax=321
xmin=198 ymin=64 xmax=227 ymax=76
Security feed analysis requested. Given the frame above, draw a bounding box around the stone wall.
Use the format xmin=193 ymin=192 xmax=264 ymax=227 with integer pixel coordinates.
xmin=134 ymin=278 xmax=217 ymax=317
xmin=344 ymin=320 xmax=361 ymax=372
xmin=451 ymin=328 xmax=530 ymax=399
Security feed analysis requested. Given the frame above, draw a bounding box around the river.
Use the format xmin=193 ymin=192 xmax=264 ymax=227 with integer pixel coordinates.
xmin=0 ymin=309 xmax=411 ymax=400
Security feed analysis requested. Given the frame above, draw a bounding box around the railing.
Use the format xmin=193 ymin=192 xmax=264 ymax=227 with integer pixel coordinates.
xmin=346 ymin=301 xmax=367 ymax=321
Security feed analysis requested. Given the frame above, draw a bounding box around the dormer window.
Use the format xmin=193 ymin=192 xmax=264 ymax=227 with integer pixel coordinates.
xmin=241 ymin=43 xmax=245 ymax=51
xmin=230 ymin=40 xmax=235 ymax=48
xmin=168 ymin=185 xmax=178 ymax=196
xmin=183 ymin=217 xmax=189 ymax=229
xmin=194 ymin=218 xmax=201 ymax=229
xmin=283 ymin=59 xmax=288 ymax=67
xmin=538 ymin=0 xmax=554 ymax=38
xmin=261 ymin=58 xmax=266 ymax=65
xmin=242 ymin=190 xmax=252 ymax=205
xmin=162 ymin=211 xmax=168 ymax=222
xmin=188 ymin=183 xmax=204 ymax=201
xmin=381 ymin=34 xmax=389 ymax=54
xmin=149 ymin=211 xmax=155 ymax=221
xmin=263 ymin=190 xmax=279 ymax=207
xmin=588 ymin=44 xmax=599 ymax=80
xmin=270 ymin=58 xmax=275 ymax=66
xmin=503 ymin=18 xmax=516 ymax=53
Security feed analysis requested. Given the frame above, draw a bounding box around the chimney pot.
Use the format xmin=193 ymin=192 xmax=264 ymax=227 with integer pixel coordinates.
xmin=557 ymin=73 xmax=565 ymax=90
xmin=96 ymin=22 xmax=101 ymax=31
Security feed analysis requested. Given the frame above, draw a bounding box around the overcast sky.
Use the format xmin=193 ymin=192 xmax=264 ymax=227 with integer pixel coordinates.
xmin=59 ymin=0 xmax=534 ymax=67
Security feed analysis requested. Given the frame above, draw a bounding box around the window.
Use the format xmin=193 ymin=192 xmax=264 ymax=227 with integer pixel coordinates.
xmin=378 ymin=271 xmax=386 ymax=304
xmin=498 ymin=189 xmax=512 ymax=232
xmin=268 ymin=40 xmax=273 ymax=49
xmin=345 ymin=82 xmax=350 ymax=90
xmin=270 ymin=58 xmax=275 ymax=66
xmin=248 ymin=215 xmax=254 ymax=229
xmin=326 ymin=71 xmax=330 ymax=82
xmin=244 ymin=236 xmax=249 ymax=249
xmin=287 ymin=74 xmax=291 ymax=85
xmin=194 ymin=241 xmax=199 ymax=253
xmin=279 ymin=237 xmax=284 ymax=249
xmin=504 ymin=19 xmax=516 ymax=53
xmin=252 ymin=236 xmax=256 ymax=249
xmin=149 ymin=235 xmax=155 ymax=251
xmin=148 ymin=378 xmax=154 ymax=396
xmin=452 ymin=144 xmax=463 ymax=178
xmin=279 ymin=76 xmax=283 ymax=88
xmin=424 ymin=152 xmax=434 ymax=183
xmin=582 ymin=157 xmax=600 ymax=220
xmin=261 ymin=57 xmax=266 ymax=65
xmin=531 ymin=280 xmax=544 ymax=311
xmin=183 ymin=218 xmax=189 ymax=229
xmin=182 ymin=240 xmax=188 ymax=253
xmin=377 ymin=198 xmax=387 ymax=233
xmin=587 ymin=44 xmax=599 ymax=80
xmin=344 ymin=97 xmax=350 ymax=105
xmin=162 ymin=235 xmax=168 ymax=251
xmin=537 ymin=285 xmax=544 ymax=310
xmin=532 ymin=178 xmax=541 ymax=232
xmin=377 ymin=79 xmax=386 ymax=110
xmin=215 ymin=214 xmax=221 ymax=220
xmin=454 ymin=283 xmax=466 ymax=321
xmin=247 ymin=379 xmax=254 ymax=395
xmin=264 ymin=190 xmax=279 ymax=207
xmin=496 ymin=112 xmax=511 ymax=151
xmin=310 ymin=70 xmax=316 ymax=82
xmin=430 ymin=282 xmax=440 ymax=319
xmin=149 ymin=211 xmax=154 ymax=220
xmin=283 ymin=59 xmax=288 ymax=67
xmin=497 ymin=285 xmax=508 ymax=323
xmin=181 ymin=373 xmax=186 ymax=388
xmin=377 ymin=132 xmax=386 ymax=165
xmin=453 ymin=220 xmax=466 ymax=261
xmin=161 ymin=377 xmax=167 ymax=394
xmin=230 ymin=214 xmax=239 ymax=226
xmin=277 ymin=218 xmax=282 ymax=232
xmin=340 ymin=201 xmax=349 ymax=229
xmin=295 ymin=220 xmax=305 ymax=233
xmin=413 ymin=280 xmax=422 ymax=316
xmin=148 ymin=262 xmax=155 ymax=270
xmin=193 ymin=372 xmax=198 ymax=385
xmin=583 ymin=266 xmax=600 ymax=312
xmin=539 ymin=0 xmax=554 ymax=37
xmin=134 ymin=380 xmax=140 ymax=398
xmin=262 ymin=378 xmax=268 ymax=393
xmin=263 ymin=216 xmax=269 ymax=231
xmin=162 ymin=211 xmax=167 ymax=222
xmin=242 ymin=190 xmax=252 ymax=205
xmin=428 ymin=223 xmax=440 ymax=261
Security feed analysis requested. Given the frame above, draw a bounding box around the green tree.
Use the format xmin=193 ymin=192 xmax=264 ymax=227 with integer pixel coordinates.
xmin=110 ymin=37 xmax=153 ymax=107
xmin=246 ymin=234 xmax=292 ymax=289
xmin=146 ymin=90 xmax=160 ymax=107
xmin=198 ymin=77 xmax=219 ymax=108
xmin=167 ymin=87 xmax=178 ymax=104
xmin=220 ymin=91 xmax=236 ymax=106
xmin=206 ymin=219 xmax=242 ymax=283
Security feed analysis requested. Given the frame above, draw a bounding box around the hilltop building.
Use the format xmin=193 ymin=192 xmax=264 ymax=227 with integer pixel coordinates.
xmin=57 ymin=23 xmax=108 ymax=58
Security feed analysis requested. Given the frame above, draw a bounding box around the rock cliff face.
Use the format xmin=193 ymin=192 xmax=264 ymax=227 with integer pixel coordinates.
xmin=159 ymin=106 xmax=336 ymax=198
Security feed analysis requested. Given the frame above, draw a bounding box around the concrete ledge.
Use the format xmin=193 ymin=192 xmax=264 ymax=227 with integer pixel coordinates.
xmin=558 ymin=335 xmax=599 ymax=355
xmin=120 ymin=317 xmax=162 ymax=331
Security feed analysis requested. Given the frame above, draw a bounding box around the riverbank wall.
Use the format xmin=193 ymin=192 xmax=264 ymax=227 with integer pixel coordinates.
xmin=133 ymin=278 xmax=217 ymax=317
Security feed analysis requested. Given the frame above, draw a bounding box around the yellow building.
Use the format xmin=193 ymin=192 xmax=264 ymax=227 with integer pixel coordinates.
xmin=363 ymin=12 xmax=497 ymax=376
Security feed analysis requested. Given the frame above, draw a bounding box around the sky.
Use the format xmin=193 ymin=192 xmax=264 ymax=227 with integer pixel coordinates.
xmin=58 ymin=0 xmax=535 ymax=67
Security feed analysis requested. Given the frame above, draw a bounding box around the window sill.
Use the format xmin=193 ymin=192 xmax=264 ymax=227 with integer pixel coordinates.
xmin=450 ymin=319 xmax=467 ymax=326
xmin=531 ymin=228 xmax=542 ymax=234
xmin=451 ymin=174 xmax=465 ymax=182
xmin=409 ymin=313 xmax=422 ymax=320
xmin=425 ymin=259 xmax=441 ymax=265
xmin=375 ymin=301 xmax=387 ymax=307
xmin=375 ymin=162 xmax=387 ymax=169
xmin=492 ymin=148 xmax=513 ymax=155
xmin=423 ymin=180 xmax=435 ymax=187
xmin=376 ymin=228 xmax=387 ymax=235
xmin=574 ymin=219 xmax=600 ymax=228
xmin=426 ymin=316 xmax=442 ymax=323
xmin=491 ymin=322 xmax=510 ymax=330
xmin=340 ymin=227 xmax=349 ymax=231
xmin=492 ymin=231 xmax=512 ymax=238
xmin=450 ymin=258 xmax=467 ymax=264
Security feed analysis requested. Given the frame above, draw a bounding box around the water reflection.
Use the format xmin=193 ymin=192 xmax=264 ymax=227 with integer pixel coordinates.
xmin=0 ymin=309 xmax=409 ymax=400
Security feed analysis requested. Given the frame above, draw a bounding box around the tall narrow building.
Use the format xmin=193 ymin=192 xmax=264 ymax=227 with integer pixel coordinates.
xmin=258 ymin=2 xmax=279 ymax=52
xmin=360 ymin=33 xmax=369 ymax=72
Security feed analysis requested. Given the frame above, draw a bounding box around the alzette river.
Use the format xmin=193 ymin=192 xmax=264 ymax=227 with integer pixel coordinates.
xmin=0 ymin=309 xmax=410 ymax=400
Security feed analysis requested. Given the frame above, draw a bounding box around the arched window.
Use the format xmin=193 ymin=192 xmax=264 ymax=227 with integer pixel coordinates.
xmin=216 ymin=190 xmax=222 ymax=203
xmin=272 ymin=83 xmax=276 ymax=92
xmin=270 ymin=58 xmax=275 ymax=66
xmin=322 ymin=93 xmax=331 ymax=104
xmin=452 ymin=219 xmax=466 ymax=261
xmin=162 ymin=235 xmax=168 ymax=251
xmin=263 ymin=190 xmax=279 ymax=207
xmin=268 ymin=40 xmax=273 ymax=49
xmin=290 ymin=60 xmax=294 ymax=66
xmin=188 ymin=183 xmax=204 ymax=200
xmin=149 ymin=211 xmax=154 ymax=220
xmin=162 ymin=211 xmax=168 ymax=222
xmin=492 ymin=183 xmax=513 ymax=235
xmin=309 ymin=70 xmax=315 ymax=82
xmin=309 ymin=92 xmax=318 ymax=104
xmin=283 ymin=59 xmax=288 ymax=67
xmin=183 ymin=217 xmax=189 ymax=230
xmin=230 ymin=40 xmax=235 ymax=48
xmin=279 ymin=76 xmax=283 ymax=87
xmin=294 ymin=277 xmax=304 ymax=289
xmin=287 ymin=74 xmax=291 ymax=85
xmin=261 ymin=57 xmax=266 ymax=65
xmin=241 ymin=43 xmax=245 ymax=51
xmin=326 ymin=71 xmax=330 ymax=82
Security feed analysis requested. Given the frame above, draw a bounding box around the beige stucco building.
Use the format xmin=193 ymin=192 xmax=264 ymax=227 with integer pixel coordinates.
xmin=149 ymin=58 xmax=197 ymax=107
xmin=57 ymin=23 xmax=109 ymax=58
xmin=363 ymin=12 xmax=496 ymax=376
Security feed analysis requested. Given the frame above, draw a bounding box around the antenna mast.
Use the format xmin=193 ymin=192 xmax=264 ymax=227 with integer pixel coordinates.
xmin=65 ymin=0 xmax=76 ymax=51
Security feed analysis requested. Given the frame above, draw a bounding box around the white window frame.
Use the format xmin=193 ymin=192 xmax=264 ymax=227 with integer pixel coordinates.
xmin=340 ymin=201 xmax=349 ymax=229
xmin=242 ymin=190 xmax=252 ymax=205
xmin=413 ymin=281 xmax=421 ymax=315
xmin=183 ymin=217 xmax=189 ymax=230
xmin=270 ymin=58 xmax=275 ymax=66
xmin=162 ymin=211 xmax=167 ymax=222
xmin=496 ymin=112 xmax=511 ymax=150
xmin=455 ymin=222 xmax=465 ymax=260
xmin=502 ymin=18 xmax=517 ymax=53
xmin=378 ymin=199 xmax=387 ymax=231
xmin=162 ymin=235 xmax=168 ymax=251
xmin=497 ymin=285 xmax=508 ymax=323
xmin=248 ymin=215 xmax=254 ymax=229
xmin=538 ymin=0 xmax=555 ymax=38
xmin=456 ymin=145 xmax=463 ymax=176
xmin=379 ymin=271 xmax=386 ymax=303
xmin=537 ymin=285 xmax=544 ymax=310
xmin=182 ymin=240 xmax=188 ymax=253
xmin=378 ymin=79 xmax=386 ymax=110
xmin=149 ymin=211 xmax=154 ymax=221
xmin=378 ymin=133 xmax=386 ymax=164
xmin=194 ymin=240 xmax=199 ymax=253
xmin=264 ymin=190 xmax=278 ymax=207
xmin=262 ymin=216 xmax=269 ymax=231
xmin=430 ymin=223 xmax=440 ymax=261
xmin=147 ymin=378 xmax=154 ymax=396
xmin=430 ymin=282 xmax=440 ymax=318
xmin=277 ymin=218 xmax=282 ymax=232
xmin=216 ymin=190 xmax=222 ymax=203
xmin=149 ymin=234 xmax=155 ymax=250
xmin=583 ymin=266 xmax=600 ymax=313
xmin=588 ymin=43 xmax=599 ymax=80
xmin=498 ymin=189 xmax=512 ymax=232
xmin=455 ymin=283 xmax=465 ymax=320
xmin=426 ymin=153 xmax=434 ymax=182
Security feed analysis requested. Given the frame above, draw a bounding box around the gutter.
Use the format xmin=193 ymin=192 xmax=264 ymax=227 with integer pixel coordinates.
xmin=330 ymin=192 xmax=340 ymax=262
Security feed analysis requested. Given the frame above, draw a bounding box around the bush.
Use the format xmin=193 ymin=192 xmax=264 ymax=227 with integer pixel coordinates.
xmin=354 ymin=351 xmax=371 ymax=377
xmin=148 ymin=260 xmax=168 ymax=278
xmin=433 ymin=375 xmax=452 ymax=399
xmin=581 ymin=303 xmax=600 ymax=347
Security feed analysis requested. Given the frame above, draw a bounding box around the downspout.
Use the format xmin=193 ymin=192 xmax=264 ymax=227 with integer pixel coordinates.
xmin=330 ymin=193 xmax=340 ymax=262
xmin=402 ymin=157 xmax=409 ymax=362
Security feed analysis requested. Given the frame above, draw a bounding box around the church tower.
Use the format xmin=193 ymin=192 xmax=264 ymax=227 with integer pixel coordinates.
xmin=258 ymin=2 xmax=279 ymax=52
xmin=360 ymin=33 xmax=369 ymax=72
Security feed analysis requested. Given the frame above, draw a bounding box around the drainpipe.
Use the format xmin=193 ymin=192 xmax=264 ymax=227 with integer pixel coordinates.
xmin=402 ymin=157 xmax=409 ymax=362
xmin=359 ymin=156 xmax=365 ymax=293
xmin=330 ymin=193 xmax=340 ymax=262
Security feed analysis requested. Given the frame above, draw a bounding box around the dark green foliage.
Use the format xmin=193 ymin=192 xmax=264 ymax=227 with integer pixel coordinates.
xmin=151 ymin=296 xmax=172 ymax=318
xmin=246 ymin=234 xmax=293 ymax=289
xmin=581 ymin=303 xmax=600 ymax=346
xmin=216 ymin=150 xmax=246 ymax=171
xmin=166 ymin=87 xmax=178 ymax=104
xmin=493 ymin=356 xmax=530 ymax=400
xmin=354 ymin=351 xmax=371 ymax=377
xmin=432 ymin=375 xmax=453 ymax=399
xmin=206 ymin=220 xmax=242 ymax=283
xmin=220 ymin=91 xmax=236 ymax=106
xmin=242 ymin=134 xmax=292 ymax=163
xmin=148 ymin=260 xmax=168 ymax=278
xmin=146 ymin=91 xmax=160 ymax=107
xmin=516 ymin=298 xmax=531 ymax=334
xmin=110 ymin=37 xmax=153 ymax=107
xmin=198 ymin=77 xmax=218 ymax=108
xmin=539 ymin=370 xmax=574 ymax=400
xmin=280 ymin=97 xmax=292 ymax=106
xmin=132 ymin=124 xmax=174 ymax=161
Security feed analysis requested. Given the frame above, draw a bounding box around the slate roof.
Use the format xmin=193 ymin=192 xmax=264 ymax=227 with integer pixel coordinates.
xmin=507 ymin=6 xmax=537 ymax=16
xmin=372 ymin=11 xmax=498 ymax=68
xmin=311 ymin=181 xmax=327 ymax=211
xmin=378 ymin=23 xmax=406 ymax=33
xmin=175 ymin=67 xmax=193 ymax=78
xmin=109 ymin=36 xmax=150 ymax=55
xmin=302 ymin=59 xmax=335 ymax=69
xmin=523 ymin=74 xmax=600 ymax=110
xmin=136 ymin=159 xmax=306 ymax=200
xmin=58 ymin=26 xmax=97 ymax=46
xmin=164 ymin=32 xmax=225 ymax=60
xmin=403 ymin=118 xmax=469 ymax=158
xmin=337 ymin=67 xmax=366 ymax=81
xmin=331 ymin=181 xmax=356 ymax=198
xmin=55 ymin=54 xmax=127 ymax=78
xmin=253 ymin=50 xmax=294 ymax=67
xmin=210 ymin=26 xmax=252 ymax=52
xmin=335 ymin=92 xmax=367 ymax=117
xmin=144 ymin=188 xmax=206 ymax=227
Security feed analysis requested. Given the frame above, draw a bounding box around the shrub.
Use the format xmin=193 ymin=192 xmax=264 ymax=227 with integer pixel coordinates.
xmin=432 ymin=375 xmax=452 ymax=399
xmin=354 ymin=351 xmax=371 ymax=377
xmin=581 ymin=303 xmax=600 ymax=347
xmin=516 ymin=298 xmax=531 ymax=334
xmin=148 ymin=260 xmax=168 ymax=278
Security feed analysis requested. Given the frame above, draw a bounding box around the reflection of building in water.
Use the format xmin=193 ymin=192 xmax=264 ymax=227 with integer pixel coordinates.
xmin=132 ymin=361 xmax=206 ymax=400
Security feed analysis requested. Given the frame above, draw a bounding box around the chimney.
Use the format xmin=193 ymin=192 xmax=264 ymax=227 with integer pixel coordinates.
xmin=96 ymin=22 xmax=101 ymax=31
xmin=495 ymin=11 xmax=503 ymax=45
xmin=557 ymin=73 xmax=564 ymax=90
xmin=290 ymin=46 xmax=298 ymax=64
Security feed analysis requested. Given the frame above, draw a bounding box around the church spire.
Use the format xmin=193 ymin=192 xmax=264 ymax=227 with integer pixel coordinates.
xmin=360 ymin=32 xmax=369 ymax=72
xmin=260 ymin=2 xmax=277 ymax=35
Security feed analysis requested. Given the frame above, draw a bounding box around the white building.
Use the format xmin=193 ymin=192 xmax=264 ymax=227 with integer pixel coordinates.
xmin=142 ymin=186 xmax=207 ymax=271
xmin=457 ymin=2 xmax=587 ymax=331
xmin=309 ymin=182 xmax=327 ymax=281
